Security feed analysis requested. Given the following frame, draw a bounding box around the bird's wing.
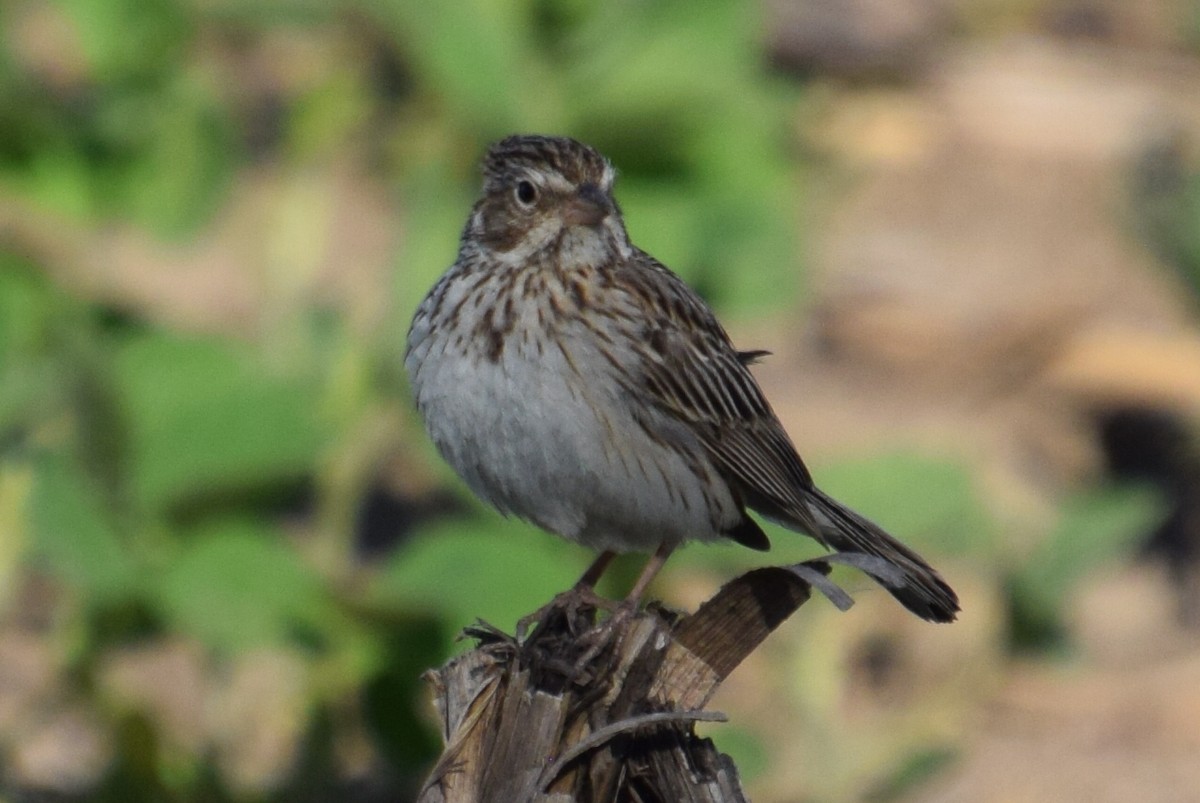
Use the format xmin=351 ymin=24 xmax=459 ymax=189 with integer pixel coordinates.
xmin=605 ymin=255 xmax=960 ymax=623
xmin=612 ymin=253 xmax=821 ymax=537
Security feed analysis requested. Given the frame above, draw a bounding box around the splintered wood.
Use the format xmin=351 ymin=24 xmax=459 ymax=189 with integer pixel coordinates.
xmin=417 ymin=567 xmax=815 ymax=803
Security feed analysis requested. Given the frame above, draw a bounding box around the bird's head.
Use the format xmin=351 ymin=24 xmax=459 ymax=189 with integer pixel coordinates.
xmin=466 ymin=134 xmax=631 ymax=269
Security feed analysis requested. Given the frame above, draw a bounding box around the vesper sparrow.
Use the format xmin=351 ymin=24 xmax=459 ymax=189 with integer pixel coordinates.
xmin=405 ymin=135 xmax=958 ymax=622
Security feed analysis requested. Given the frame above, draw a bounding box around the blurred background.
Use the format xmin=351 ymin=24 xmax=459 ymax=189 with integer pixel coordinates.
xmin=2 ymin=0 xmax=1200 ymax=800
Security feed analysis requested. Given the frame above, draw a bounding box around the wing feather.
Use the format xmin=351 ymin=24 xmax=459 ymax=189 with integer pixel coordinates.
xmin=614 ymin=253 xmax=819 ymax=534
xmin=603 ymin=252 xmax=959 ymax=622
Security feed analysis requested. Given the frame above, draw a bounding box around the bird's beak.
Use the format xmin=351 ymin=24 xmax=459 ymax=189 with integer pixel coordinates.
xmin=563 ymin=183 xmax=610 ymax=227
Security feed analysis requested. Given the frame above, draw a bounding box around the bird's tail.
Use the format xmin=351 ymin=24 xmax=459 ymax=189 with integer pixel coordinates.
xmin=807 ymin=488 xmax=959 ymax=622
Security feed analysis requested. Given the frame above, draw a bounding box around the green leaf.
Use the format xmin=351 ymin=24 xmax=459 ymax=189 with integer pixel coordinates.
xmin=155 ymin=519 xmax=331 ymax=652
xmin=1012 ymin=485 xmax=1162 ymax=630
xmin=29 ymin=454 xmax=137 ymax=602
xmin=288 ymin=65 xmax=373 ymax=161
xmin=121 ymin=77 xmax=233 ymax=235
xmin=553 ymin=0 xmax=800 ymax=315
xmin=65 ymin=0 xmax=189 ymax=83
xmin=3 ymin=148 xmax=97 ymax=219
xmin=815 ymin=452 xmax=996 ymax=557
xmin=701 ymin=723 xmax=768 ymax=782
xmin=395 ymin=164 xmax=478 ymax=335
xmin=0 ymin=262 xmax=64 ymax=438
xmin=369 ymin=0 xmax=556 ymax=134
xmin=0 ymin=259 xmax=56 ymax=365
xmin=371 ymin=514 xmax=587 ymax=633
xmin=113 ymin=332 xmax=327 ymax=512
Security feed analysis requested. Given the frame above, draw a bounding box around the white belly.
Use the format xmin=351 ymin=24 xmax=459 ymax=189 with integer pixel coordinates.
xmin=406 ymin=326 xmax=733 ymax=553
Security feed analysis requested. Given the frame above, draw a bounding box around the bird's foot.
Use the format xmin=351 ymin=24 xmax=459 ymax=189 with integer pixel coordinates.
xmin=567 ymin=598 xmax=640 ymax=676
xmin=517 ymin=585 xmax=617 ymax=642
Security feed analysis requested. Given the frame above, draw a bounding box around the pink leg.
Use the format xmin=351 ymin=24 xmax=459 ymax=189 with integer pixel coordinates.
xmin=624 ymin=543 xmax=675 ymax=604
xmin=559 ymin=543 xmax=676 ymax=672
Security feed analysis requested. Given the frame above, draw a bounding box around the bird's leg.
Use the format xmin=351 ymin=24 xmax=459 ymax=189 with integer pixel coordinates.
xmin=591 ymin=543 xmax=674 ymax=634
xmin=555 ymin=550 xmax=620 ymax=625
xmin=623 ymin=542 xmax=675 ymax=606
xmin=558 ymin=550 xmax=619 ymax=613
xmin=517 ymin=551 xmax=619 ymax=641
xmin=565 ymin=543 xmax=677 ymax=677
xmin=574 ymin=550 xmax=617 ymax=591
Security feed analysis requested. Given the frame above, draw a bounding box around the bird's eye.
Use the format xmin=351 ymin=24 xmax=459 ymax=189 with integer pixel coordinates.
xmin=515 ymin=180 xmax=537 ymax=206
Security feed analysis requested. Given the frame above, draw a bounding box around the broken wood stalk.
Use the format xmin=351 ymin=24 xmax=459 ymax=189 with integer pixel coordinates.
xmin=417 ymin=566 xmax=818 ymax=802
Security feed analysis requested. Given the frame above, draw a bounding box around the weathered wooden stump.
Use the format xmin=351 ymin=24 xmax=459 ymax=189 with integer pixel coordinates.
xmin=418 ymin=564 xmax=835 ymax=802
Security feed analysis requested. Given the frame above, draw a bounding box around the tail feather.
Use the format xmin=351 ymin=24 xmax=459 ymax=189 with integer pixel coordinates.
xmin=807 ymin=488 xmax=959 ymax=623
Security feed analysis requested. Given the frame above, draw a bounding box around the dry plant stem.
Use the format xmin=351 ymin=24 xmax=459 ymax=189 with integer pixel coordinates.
xmin=418 ymin=566 xmax=814 ymax=803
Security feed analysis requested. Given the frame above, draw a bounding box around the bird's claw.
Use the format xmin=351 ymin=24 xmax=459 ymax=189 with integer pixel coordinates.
xmin=517 ymin=585 xmax=618 ymax=642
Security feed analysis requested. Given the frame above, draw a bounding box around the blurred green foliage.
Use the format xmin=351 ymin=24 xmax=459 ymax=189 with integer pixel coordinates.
xmin=0 ymin=0 xmax=1176 ymax=799
xmin=816 ymin=452 xmax=998 ymax=558
xmin=1009 ymin=484 xmax=1163 ymax=652
xmin=1129 ymin=130 xmax=1200 ymax=303
xmin=0 ymin=0 xmax=806 ymax=798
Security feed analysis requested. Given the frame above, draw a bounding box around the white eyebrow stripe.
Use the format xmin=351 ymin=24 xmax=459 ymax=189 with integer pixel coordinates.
xmin=541 ymin=172 xmax=574 ymax=193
